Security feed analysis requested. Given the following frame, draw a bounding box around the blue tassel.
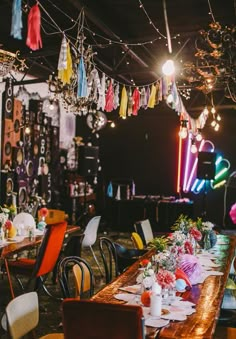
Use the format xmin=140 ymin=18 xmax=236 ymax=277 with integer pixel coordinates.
xmin=107 ymin=182 xmax=113 ymax=198
xmin=11 ymin=0 xmax=22 ymax=40
xmin=77 ymin=57 xmax=87 ymax=98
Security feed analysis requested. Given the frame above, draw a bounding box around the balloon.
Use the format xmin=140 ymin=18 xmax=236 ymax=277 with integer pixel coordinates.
xmin=175 ymin=268 xmax=192 ymax=287
xmin=175 ymin=279 xmax=187 ymax=292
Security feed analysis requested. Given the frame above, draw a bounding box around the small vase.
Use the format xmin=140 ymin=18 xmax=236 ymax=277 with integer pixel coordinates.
xmin=203 ymin=232 xmax=211 ymax=250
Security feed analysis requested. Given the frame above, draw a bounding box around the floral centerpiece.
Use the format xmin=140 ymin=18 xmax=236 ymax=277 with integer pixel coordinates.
xmin=0 ymin=206 xmax=16 ymax=240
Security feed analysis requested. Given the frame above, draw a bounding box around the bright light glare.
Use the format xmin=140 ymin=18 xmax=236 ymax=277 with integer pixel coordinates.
xmin=162 ymin=59 xmax=175 ymax=76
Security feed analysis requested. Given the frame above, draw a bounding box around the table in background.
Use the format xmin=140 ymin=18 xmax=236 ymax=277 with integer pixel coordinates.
xmin=92 ymin=234 xmax=236 ymax=339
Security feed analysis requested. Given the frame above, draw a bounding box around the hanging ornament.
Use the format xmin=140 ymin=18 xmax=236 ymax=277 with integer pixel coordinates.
xmin=11 ymin=0 xmax=22 ymax=40
xmin=105 ymin=80 xmax=114 ymax=112
xmin=119 ymin=86 xmax=128 ymax=118
xmin=148 ymin=84 xmax=157 ymax=108
xmin=77 ymin=57 xmax=87 ymax=98
xmin=26 ymin=3 xmax=42 ymax=51
xmin=97 ymin=73 xmax=106 ymax=111
xmin=132 ymin=88 xmax=140 ymax=116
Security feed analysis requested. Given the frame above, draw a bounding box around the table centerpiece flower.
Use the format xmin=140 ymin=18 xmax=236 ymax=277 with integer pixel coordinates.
xmin=0 ymin=206 xmax=16 ymax=240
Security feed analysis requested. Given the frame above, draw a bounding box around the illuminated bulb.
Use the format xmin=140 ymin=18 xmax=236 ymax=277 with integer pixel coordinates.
xmin=162 ymin=59 xmax=175 ymax=76
xmin=214 ymin=123 xmax=220 ymax=131
xmin=110 ymin=122 xmax=115 ymax=128
xmin=211 ymin=107 xmax=216 ymax=114
xmin=49 ymin=103 xmax=54 ymax=110
xmin=25 ymin=126 xmax=31 ymax=135
xmin=196 ymin=132 xmax=202 ymax=142
xmin=179 ymin=127 xmax=188 ymax=139
xmin=191 ymin=143 xmax=197 ymax=154
xmin=203 ymin=107 xmax=209 ymax=115
xmin=211 ymin=120 xmax=216 ymax=127
xmin=217 ymin=114 xmax=221 ymax=121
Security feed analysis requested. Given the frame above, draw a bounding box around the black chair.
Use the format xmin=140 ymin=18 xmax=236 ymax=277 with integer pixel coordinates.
xmin=99 ymin=237 xmax=147 ymax=284
xmin=57 ymin=256 xmax=95 ymax=299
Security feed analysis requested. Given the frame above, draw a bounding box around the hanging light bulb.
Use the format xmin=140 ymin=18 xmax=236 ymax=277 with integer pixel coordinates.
xmin=162 ymin=59 xmax=175 ymax=76
xmin=110 ymin=121 xmax=115 ymax=128
xmin=196 ymin=129 xmax=202 ymax=142
xmin=191 ymin=138 xmax=197 ymax=153
xmin=203 ymin=106 xmax=209 ymax=115
xmin=214 ymin=123 xmax=220 ymax=131
xmin=216 ymin=114 xmax=221 ymax=121
xmin=25 ymin=125 xmax=31 ymax=135
xmin=211 ymin=106 xmax=216 ymax=114
xmin=167 ymin=93 xmax=173 ymax=103
xmin=179 ymin=119 xmax=188 ymax=139
xmin=211 ymin=119 xmax=216 ymax=127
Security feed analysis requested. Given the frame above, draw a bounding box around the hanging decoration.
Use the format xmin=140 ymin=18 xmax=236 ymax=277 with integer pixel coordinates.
xmin=26 ymin=3 xmax=42 ymax=51
xmin=0 ymin=49 xmax=28 ymax=77
xmin=10 ymin=0 xmax=22 ymax=40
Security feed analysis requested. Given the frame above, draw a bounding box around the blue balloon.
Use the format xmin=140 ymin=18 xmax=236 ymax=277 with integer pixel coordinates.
xmin=175 ymin=279 xmax=187 ymax=292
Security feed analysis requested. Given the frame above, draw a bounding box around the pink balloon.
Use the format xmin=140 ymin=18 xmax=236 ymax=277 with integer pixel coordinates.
xmin=229 ymin=203 xmax=236 ymax=224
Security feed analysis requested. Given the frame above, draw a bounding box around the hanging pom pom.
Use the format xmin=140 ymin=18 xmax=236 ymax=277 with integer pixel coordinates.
xmin=11 ymin=0 xmax=23 ymax=40
xmin=26 ymin=3 xmax=42 ymax=51
xmin=77 ymin=57 xmax=87 ymax=98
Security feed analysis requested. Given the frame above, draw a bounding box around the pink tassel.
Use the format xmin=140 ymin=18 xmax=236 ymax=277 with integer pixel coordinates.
xmin=26 ymin=4 xmax=42 ymax=51
xmin=105 ymin=81 xmax=114 ymax=112
xmin=132 ymin=88 xmax=140 ymax=115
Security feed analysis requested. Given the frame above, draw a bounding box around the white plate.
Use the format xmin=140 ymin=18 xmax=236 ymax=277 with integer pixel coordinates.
xmin=145 ymin=318 xmax=169 ymax=328
xmin=119 ymin=285 xmax=141 ymax=294
xmin=114 ymin=293 xmax=136 ymax=302
xmin=161 ymin=313 xmax=187 ymax=321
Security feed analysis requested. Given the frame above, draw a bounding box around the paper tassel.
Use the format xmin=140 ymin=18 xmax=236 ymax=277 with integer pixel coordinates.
xmin=105 ymin=81 xmax=114 ymax=112
xmin=145 ymin=87 xmax=150 ymax=109
xmin=148 ymin=84 xmax=157 ymax=108
xmin=11 ymin=0 xmax=22 ymax=40
xmin=115 ymin=185 xmax=121 ymax=200
xmin=140 ymin=87 xmax=147 ymax=108
xmin=87 ymin=68 xmax=101 ymax=100
xmin=113 ymin=83 xmax=120 ymax=109
xmin=26 ymin=4 xmax=42 ymax=51
xmin=77 ymin=57 xmax=87 ymax=98
xmin=58 ymin=35 xmax=67 ymax=71
xmin=97 ymin=73 xmax=106 ymax=110
xmin=132 ymin=88 xmax=140 ymax=115
xmin=119 ymin=86 xmax=128 ymax=118
xmin=127 ymin=88 xmax=133 ymax=116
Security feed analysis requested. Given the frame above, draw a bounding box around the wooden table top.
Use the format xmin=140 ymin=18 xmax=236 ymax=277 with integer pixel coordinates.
xmin=92 ymin=234 xmax=236 ymax=339
xmin=0 ymin=224 xmax=81 ymax=259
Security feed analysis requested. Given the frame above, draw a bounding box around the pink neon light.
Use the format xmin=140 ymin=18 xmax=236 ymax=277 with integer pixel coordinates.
xmin=183 ymin=134 xmax=192 ymax=192
xmin=177 ymin=135 xmax=182 ymax=193
xmin=186 ymin=139 xmax=205 ymax=191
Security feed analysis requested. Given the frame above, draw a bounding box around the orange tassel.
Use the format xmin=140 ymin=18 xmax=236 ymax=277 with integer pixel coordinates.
xmin=26 ymin=4 xmax=42 ymax=50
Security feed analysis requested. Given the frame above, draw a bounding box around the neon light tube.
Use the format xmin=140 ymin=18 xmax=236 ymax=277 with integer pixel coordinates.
xmin=177 ymin=135 xmax=182 ymax=193
xmin=186 ymin=139 xmax=205 ymax=191
xmin=183 ymin=134 xmax=192 ymax=192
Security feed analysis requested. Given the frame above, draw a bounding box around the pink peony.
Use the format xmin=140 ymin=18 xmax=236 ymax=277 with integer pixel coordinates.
xmin=156 ymin=268 xmax=176 ymax=289
xmin=5 ymin=220 xmax=12 ymax=230
xmin=229 ymin=203 xmax=236 ymax=224
xmin=189 ymin=227 xmax=202 ymax=241
xmin=184 ymin=240 xmax=194 ymax=255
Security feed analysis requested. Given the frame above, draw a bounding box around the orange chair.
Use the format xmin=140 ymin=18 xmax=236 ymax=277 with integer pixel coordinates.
xmin=62 ymin=299 xmax=145 ymax=339
xmin=4 ymin=221 xmax=67 ymax=299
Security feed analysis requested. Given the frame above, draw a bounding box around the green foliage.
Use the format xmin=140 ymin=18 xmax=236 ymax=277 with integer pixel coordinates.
xmin=149 ymin=236 xmax=169 ymax=252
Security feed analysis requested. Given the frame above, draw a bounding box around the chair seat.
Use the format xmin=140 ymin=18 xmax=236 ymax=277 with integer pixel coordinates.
xmin=40 ymin=334 xmax=64 ymax=339
xmin=7 ymin=258 xmax=36 ymax=274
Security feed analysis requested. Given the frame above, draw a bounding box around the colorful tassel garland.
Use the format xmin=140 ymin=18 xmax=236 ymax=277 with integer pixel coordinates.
xmin=119 ymin=86 xmax=128 ymax=118
xmin=77 ymin=57 xmax=87 ymax=98
xmin=26 ymin=4 xmax=42 ymax=50
xmin=11 ymin=0 xmax=22 ymax=40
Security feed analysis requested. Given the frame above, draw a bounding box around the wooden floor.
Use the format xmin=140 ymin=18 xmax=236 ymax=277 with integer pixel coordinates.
xmin=0 ymin=229 xmax=235 ymax=338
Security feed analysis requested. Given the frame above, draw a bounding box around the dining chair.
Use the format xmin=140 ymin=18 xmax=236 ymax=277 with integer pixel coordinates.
xmin=98 ymin=236 xmax=118 ymax=284
xmin=81 ymin=215 xmax=103 ymax=275
xmin=38 ymin=209 xmax=66 ymax=225
xmin=57 ymin=256 xmax=94 ymax=299
xmin=4 ymin=221 xmax=67 ymax=299
xmin=62 ymin=299 xmax=145 ymax=339
xmin=134 ymin=219 xmax=154 ymax=246
xmin=6 ymin=291 xmax=63 ymax=339
xmin=131 ymin=232 xmax=145 ymax=249
xmin=113 ymin=242 xmax=147 ymax=273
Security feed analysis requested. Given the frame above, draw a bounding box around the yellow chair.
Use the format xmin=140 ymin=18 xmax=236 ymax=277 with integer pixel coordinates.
xmin=131 ymin=232 xmax=144 ymax=250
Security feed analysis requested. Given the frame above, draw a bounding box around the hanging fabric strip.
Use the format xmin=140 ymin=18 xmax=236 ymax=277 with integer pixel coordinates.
xmin=127 ymin=87 xmax=133 ymax=116
xmin=77 ymin=57 xmax=87 ymax=98
xmin=119 ymin=86 xmax=128 ymax=118
xmin=105 ymin=80 xmax=114 ymax=112
xmin=58 ymin=35 xmax=67 ymax=71
xmin=140 ymin=87 xmax=147 ymax=108
xmin=145 ymin=86 xmax=150 ymax=109
xmin=87 ymin=68 xmax=101 ymax=100
xmin=113 ymin=83 xmax=120 ymax=110
xmin=11 ymin=0 xmax=22 ymax=40
xmin=148 ymin=84 xmax=157 ymax=108
xmin=132 ymin=88 xmax=140 ymax=115
xmin=58 ymin=42 xmax=73 ymax=85
xmin=97 ymin=73 xmax=106 ymax=111
xmin=26 ymin=3 xmax=42 ymax=50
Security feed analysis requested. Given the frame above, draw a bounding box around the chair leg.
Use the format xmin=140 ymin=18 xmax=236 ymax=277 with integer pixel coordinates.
xmin=89 ymin=246 xmax=104 ymax=277
xmin=4 ymin=259 xmax=15 ymax=299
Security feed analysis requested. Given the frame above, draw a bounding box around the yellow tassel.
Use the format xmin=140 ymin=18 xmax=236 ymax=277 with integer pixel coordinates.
xmin=58 ymin=43 xmax=73 ymax=85
xmin=148 ymin=84 xmax=157 ymax=108
xmin=119 ymin=86 xmax=128 ymax=118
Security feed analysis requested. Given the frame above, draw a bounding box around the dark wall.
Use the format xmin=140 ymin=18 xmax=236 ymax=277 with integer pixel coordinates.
xmin=77 ymin=102 xmax=236 ymax=228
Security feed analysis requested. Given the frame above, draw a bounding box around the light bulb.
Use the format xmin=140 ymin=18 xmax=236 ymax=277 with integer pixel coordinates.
xmin=191 ymin=144 xmax=197 ymax=153
xmin=203 ymin=107 xmax=209 ymax=115
xmin=217 ymin=114 xmax=221 ymax=121
xmin=211 ymin=120 xmax=216 ymax=127
xmin=214 ymin=123 xmax=220 ymax=131
xmin=162 ymin=59 xmax=175 ymax=76
xmin=179 ymin=127 xmax=188 ymax=139
xmin=196 ymin=133 xmax=202 ymax=142
xmin=110 ymin=122 xmax=115 ymax=128
xmin=167 ymin=93 xmax=173 ymax=103
xmin=25 ymin=126 xmax=31 ymax=135
xmin=211 ymin=107 xmax=216 ymax=114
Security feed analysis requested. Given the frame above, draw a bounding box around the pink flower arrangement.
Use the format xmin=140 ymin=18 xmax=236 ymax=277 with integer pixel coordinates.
xmin=184 ymin=240 xmax=194 ymax=255
xmin=156 ymin=268 xmax=176 ymax=289
xmin=4 ymin=220 xmax=13 ymax=230
xmin=189 ymin=227 xmax=202 ymax=241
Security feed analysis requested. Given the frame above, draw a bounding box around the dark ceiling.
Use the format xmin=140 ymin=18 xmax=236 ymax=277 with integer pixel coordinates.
xmin=0 ymin=0 xmax=235 ymax=105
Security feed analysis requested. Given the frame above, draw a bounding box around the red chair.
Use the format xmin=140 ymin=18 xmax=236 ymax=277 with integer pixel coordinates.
xmin=62 ymin=299 xmax=145 ymax=339
xmin=4 ymin=221 xmax=67 ymax=299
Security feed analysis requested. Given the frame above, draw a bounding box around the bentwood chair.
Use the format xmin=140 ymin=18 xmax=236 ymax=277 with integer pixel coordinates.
xmin=6 ymin=292 xmax=63 ymax=339
xmin=62 ymin=299 xmax=145 ymax=339
xmin=134 ymin=219 xmax=154 ymax=246
xmin=57 ymin=256 xmax=94 ymax=299
xmin=81 ymin=216 xmax=103 ymax=275
xmin=4 ymin=221 xmax=67 ymax=299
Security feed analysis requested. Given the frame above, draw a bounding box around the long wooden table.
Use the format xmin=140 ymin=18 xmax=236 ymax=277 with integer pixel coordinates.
xmin=92 ymin=234 xmax=236 ymax=339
